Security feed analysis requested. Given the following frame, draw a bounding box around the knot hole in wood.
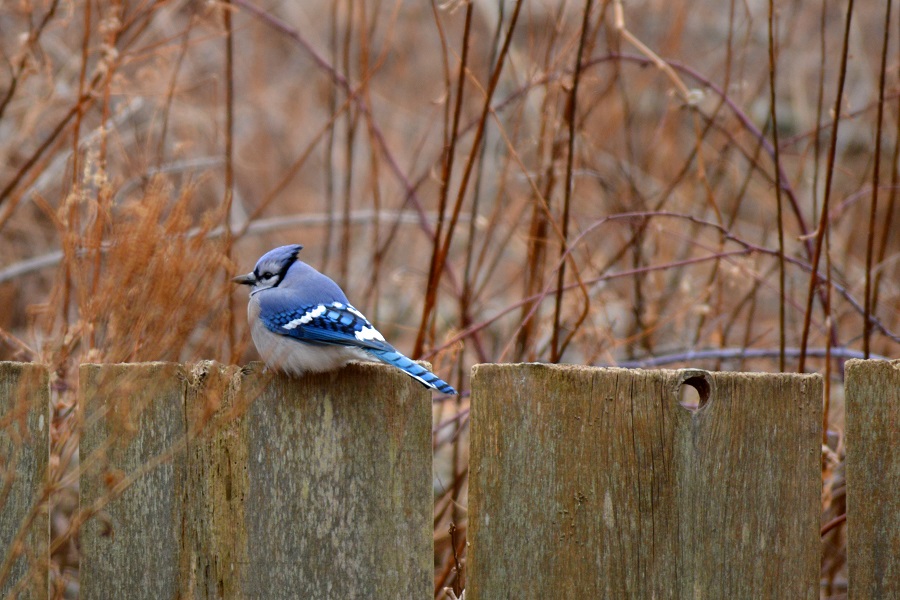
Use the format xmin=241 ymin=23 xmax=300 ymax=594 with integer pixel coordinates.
xmin=675 ymin=369 xmax=712 ymax=413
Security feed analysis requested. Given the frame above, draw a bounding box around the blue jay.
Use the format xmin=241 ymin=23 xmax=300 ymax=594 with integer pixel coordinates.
xmin=233 ymin=244 xmax=457 ymax=395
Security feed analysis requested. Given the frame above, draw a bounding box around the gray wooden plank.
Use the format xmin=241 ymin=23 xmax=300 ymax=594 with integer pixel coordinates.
xmin=79 ymin=362 xmax=186 ymax=600
xmin=0 ymin=362 xmax=49 ymax=600
xmin=179 ymin=361 xmax=249 ymax=599
xmin=468 ymin=363 xmax=821 ymax=599
xmin=846 ymin=358 xmax=900 ymax=599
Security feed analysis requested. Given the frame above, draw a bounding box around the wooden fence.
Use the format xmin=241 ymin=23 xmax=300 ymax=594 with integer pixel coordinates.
xmin=0 ymin=359 xmax=897 ymax=598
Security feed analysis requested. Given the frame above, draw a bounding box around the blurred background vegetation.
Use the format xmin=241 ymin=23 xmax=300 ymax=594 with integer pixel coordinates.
xmin=0 ymin=0 xmax=897 ymax=597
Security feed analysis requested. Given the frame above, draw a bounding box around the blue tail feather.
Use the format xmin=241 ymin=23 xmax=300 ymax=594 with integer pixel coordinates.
xmin=366 ymin=348 xmax=457 ymax=395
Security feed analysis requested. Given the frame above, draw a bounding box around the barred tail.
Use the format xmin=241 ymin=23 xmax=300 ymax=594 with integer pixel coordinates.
xmin=366 ymin=348 xmax=457 ymax=395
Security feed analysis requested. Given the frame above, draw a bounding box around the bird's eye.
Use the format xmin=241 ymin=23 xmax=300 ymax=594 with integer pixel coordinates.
xmin=260 ymin=271 xmax=274 ymax=279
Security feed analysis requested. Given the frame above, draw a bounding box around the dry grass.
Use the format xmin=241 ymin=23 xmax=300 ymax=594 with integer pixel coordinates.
xmin=0 ymin=0 xmax=897 ymax=597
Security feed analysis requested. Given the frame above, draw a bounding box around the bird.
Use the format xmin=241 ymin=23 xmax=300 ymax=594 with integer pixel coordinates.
xmin=233 ymin=244 xmax=457 ymax=395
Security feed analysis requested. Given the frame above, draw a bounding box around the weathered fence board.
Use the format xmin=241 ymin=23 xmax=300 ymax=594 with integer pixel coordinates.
xmin=80 ymin=362 xmax=186 ymax=599
xmin=846 ymin=358 xmax=900 ymax=599
xmin=468 ymin=364 xmax=822 ymax=599
xmin=0 ymin=362 xmax=49 ymax=600
xmin=79 ymin=361 xmax=432 ymax=599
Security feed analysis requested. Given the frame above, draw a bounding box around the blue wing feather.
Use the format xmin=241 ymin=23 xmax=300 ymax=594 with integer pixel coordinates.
xmin=259 ymin=295 xmax=391 ymax=351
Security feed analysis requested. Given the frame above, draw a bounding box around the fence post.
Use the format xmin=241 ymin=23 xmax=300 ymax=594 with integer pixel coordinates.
xmin=0 ymin=362 xmax=49 ymax=600
xmin=468 ymin=364 xmax=822 ymax=599
xmin=79 ymin=361 xmax=432 ymax=599
xmin=846 ymin=358 xmax=900 ymax=599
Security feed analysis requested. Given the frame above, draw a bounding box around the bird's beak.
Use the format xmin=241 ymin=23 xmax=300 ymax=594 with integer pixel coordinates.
xmin=232 ymin=272 xmax=256 ymax=286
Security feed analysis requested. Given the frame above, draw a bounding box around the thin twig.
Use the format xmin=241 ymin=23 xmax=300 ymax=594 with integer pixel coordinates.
xmin=863 ymin=0 xmax=892 ymax=357
xmin=767 ymin=0 xmax=786 ymax=371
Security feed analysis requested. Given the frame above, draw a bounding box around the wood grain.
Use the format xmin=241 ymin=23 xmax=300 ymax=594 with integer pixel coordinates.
xmin=468 ymin=363 xmax=822 ymax=599
xmin=0 ymin=362 xmax=49 ymax=600
xmin=79 ymin=361 xmax=432 ymax=599
xmin=846 ymin=359 xmax=900 ymax=599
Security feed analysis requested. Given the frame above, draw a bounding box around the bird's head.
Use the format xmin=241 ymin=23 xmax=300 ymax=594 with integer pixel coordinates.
xmin=233 ymin=244 xmax=303 ymax=294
